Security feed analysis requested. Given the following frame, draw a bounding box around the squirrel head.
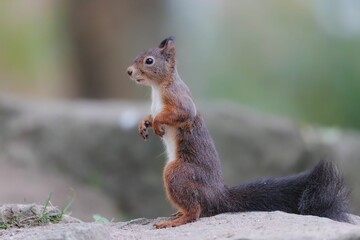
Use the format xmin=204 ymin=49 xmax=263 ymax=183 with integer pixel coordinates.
xmin=127 ymin=36 xmax=176 ymax=86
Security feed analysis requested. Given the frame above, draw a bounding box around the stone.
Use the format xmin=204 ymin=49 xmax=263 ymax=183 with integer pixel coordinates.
xmin=1 ymin=211 xmax=360 ymax=240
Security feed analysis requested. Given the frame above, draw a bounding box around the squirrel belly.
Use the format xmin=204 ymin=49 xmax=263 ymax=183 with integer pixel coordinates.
xmin=127 ymin=36 xmax=350 ymax=228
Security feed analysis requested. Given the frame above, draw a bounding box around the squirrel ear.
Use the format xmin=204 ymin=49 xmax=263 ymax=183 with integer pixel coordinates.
xmin=159 ymin=36 xmax=176 ymax=63
xmin=159 ymin=36 xmax=175 ymax=49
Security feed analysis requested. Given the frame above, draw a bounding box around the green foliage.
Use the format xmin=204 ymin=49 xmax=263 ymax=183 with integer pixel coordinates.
xmin=0 ymin=1 xmax=66 ymax=86
xmin=187 ymin=1 xmax=360 ymax=129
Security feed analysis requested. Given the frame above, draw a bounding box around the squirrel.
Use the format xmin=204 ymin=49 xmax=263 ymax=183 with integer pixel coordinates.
xmin=127 ymin=37 xmax=350 ymax=228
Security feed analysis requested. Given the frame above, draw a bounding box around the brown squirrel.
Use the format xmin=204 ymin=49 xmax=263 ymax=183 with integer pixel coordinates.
xmin=127 ymin=37 xmax=350 ymax=228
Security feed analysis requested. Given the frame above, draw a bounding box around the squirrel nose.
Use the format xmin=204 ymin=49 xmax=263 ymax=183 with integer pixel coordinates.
xmin=127 ymin=67 xmax=133 ymax=76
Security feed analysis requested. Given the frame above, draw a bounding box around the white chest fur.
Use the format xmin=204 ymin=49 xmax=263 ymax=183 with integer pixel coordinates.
xmin=150 ymin=87 xmax=162 ymax=116
xmin=151 ymin=87 xmax=177 ymax=162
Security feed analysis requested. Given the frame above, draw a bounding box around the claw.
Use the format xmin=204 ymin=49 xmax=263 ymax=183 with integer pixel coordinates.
xmin=154 ymin=127 xmax=165 ymax=138
xmin=138 ymin=120 xmax=150 ymax=140
xmin=144 ymin=120 xmax=150 ymax=128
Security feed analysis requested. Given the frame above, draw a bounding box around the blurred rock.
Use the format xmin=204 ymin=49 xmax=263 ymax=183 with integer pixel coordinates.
xmin=0 ymin=159 xmax=120 ymax=222
xmin=0 ymin=97 xmax=359 ymax=219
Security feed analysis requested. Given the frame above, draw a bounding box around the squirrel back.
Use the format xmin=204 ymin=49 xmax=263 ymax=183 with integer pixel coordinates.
xmin=127 ymin=37 xmax=351 ymax=228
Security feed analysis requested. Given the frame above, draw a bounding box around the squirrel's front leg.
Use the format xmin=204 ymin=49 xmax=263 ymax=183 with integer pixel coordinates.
xmin=153 ymin=108 xmax=193 ymax=138
xmin=138 ymin=114 xmax=153 ymax=140
xmin=152 ymin=114 xmax=166 ymax=138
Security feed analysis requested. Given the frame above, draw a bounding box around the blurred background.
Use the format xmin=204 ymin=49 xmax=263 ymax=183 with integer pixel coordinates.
xmin=0 ymin=0 xmax=360 ymax=221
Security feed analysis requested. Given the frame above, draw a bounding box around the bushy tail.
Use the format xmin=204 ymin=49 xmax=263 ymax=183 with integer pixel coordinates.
xmin=227 ymin=160 xmax=350 ymax=222
xmin=298 ymin=160 xmax=350 ymax=222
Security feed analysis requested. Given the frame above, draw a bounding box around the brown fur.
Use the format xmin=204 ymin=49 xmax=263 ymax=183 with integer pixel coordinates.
xmin=127 ymin=37 xmax=226 ymax=228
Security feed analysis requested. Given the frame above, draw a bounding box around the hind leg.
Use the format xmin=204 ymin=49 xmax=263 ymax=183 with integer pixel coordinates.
xmin=154 ymin=204 xmax=201 ymax=228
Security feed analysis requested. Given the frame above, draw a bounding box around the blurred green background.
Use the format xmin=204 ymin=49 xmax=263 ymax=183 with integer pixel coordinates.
xmin=0 ymin=0 xmax=359 ymax=129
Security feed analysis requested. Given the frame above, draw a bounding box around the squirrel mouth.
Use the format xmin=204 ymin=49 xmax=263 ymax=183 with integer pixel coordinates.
xmin=135 ymin=79 xmax=144 ymax=83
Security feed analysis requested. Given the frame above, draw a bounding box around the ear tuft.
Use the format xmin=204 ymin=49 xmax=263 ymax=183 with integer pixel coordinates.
xmin=159 ymin=36 xmax=176 ymax=65
xmin=159 ymin=36 xmax=175 ymax=49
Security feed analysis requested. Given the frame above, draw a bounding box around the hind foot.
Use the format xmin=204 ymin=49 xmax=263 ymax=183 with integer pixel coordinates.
xmin=154 ymin=216 xmax=196 ymax=228
xmin=171 ymin=211 xmax=184 ymax=218
xmin=154 ymin=205 xmax=200 ymax=229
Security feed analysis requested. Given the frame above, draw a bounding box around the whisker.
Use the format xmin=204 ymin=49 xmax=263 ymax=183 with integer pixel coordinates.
xmin=155 ymin=148 xmax=167 ymax=159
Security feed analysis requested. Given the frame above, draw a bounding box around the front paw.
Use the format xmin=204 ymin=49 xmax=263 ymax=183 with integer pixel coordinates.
xmin=153 ymin=125 xmax=165 ymax=137
xmin=138 ymin=120 xmax=151 ymax=140
xmin=153 ymin=120 xmax=165 ymax=137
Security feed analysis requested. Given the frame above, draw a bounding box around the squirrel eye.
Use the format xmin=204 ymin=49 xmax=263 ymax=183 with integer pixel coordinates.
xmin=145 ymin=57 xmax=154 ymax=65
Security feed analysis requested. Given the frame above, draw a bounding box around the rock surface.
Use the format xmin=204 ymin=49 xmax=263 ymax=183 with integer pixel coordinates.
xmin=1 ymin=212 xmax=360 ymax=240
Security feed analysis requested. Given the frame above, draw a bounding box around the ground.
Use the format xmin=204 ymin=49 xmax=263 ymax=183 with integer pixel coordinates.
xmin=1 ymin=205 xmax=360 ymax=240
